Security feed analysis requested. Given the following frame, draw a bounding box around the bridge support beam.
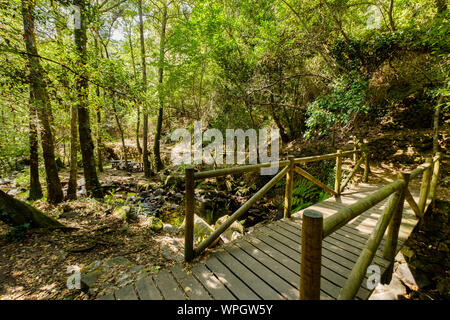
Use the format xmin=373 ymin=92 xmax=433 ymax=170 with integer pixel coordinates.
xmin=300 ymin=209 xmax=323 ymax=300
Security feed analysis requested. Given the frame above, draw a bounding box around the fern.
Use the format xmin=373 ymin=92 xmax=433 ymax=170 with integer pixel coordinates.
xmin=291 ymin=178 xmax=330 ymax=213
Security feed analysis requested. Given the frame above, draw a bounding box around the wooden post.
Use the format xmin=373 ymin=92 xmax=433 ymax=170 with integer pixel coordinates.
xmin=429 ymin=152 xmax=441 ymax=204
xmin=383 ymin=172 xmax=409 ymax=284
xmin=284 ymin=155 xmax=295 ymax=219
xmin=184 ymin=167 xmax=195 ymax=262
xmin=353 ymin=136 xmax=359 ymax=165
xmin=300 ymin=209 xmax=323 ymax=300
xmin=418 ymin=157 xmax=432 ymax=215
xmin=363 ymin=145 xmax=370 ymax=183
xmin=335 ymin=150 xmax=342 ymax=195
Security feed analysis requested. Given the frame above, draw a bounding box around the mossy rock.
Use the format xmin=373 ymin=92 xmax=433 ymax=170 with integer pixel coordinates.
xmin=147 ymin=217 xmax=163 ymax=232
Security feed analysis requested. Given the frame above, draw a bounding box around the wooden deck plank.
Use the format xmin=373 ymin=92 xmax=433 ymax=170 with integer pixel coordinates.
xmin=153 ymin=269 xmax=186 ymax=300
xmin=255 ymin=225 xmax=353 ymax=298
xmin=273 ymin=220 xmax=390 ymax=269
xmin=115 ymin=285 xmax=138 ymax=300
xmin=226 ymin=241 xmax=299 ymax=299
xmin=190 ymin=264 xmax=236 ymax=300
xmin=215 ymin=248 xmax=286 ymax=300
xmin=135 ymin=276 xmax=163 ymax=300
xmin=106 ymin=183 xmax=421 ymax=300
xmin=205 ymin=256 xmax=260 ymax=300
xmin=171 ymin=264 xmax=212 ymax=300
xmin=261 ymin=222 xmax=370 ymax=298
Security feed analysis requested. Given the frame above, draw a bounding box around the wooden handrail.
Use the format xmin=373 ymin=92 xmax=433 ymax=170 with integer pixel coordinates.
xmin=338 ymin=189 xmax=402 ymax=299
xmin=322 ymin=178 xmax=405 ymax=238
xmin=192 ymin=150 xmax=358 ymax=180
xmin=192 ymin=165 xmax=290 ymax=257
xmin=301 ymin=154 xmax=442 ymax=299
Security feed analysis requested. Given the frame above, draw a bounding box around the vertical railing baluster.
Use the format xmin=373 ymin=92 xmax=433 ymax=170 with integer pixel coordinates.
xmin=185 ymin=167 xmax=195 ymax=262
xmin=418 ymin=157 xmax=433 ymax=215
xmin=335 ymin=150 xmax=342 ymax=196
xmin=284 ymin=155 xmax=295 ymax=219
xmin=300 ymin=209 xmax=323 ymax=300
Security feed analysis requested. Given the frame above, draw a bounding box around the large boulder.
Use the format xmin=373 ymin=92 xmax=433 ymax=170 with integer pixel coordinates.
xmin=180 ymin=214 xmax=220 ymax=247
xmin=214 ymin=215 xmax=244 ymax=243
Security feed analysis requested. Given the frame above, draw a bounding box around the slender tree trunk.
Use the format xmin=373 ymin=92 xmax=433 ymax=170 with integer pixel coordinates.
xmin=112 ymin=95 xmax=128 ymax=171
xmin=93 ymin=37 xmax=103 ymax=173
xmin=128 ymin=27 xmax=142 ymax=155
xmin=433 ymin=96 xmax=443 ymax=155
xmin=66 ymin=104 xmax=78 ymax=200
xmin=138 ymin=0 xmax=151 ymax=177
xmin=74 ymin=0 xmax=103 ymax=198
xmin=153 ymin=3 xmax=167 ymax=172
xmin=21 ymin=0 xmax=63 ymax=204
xmin=28 ymin=90 xmax=43 ymax=200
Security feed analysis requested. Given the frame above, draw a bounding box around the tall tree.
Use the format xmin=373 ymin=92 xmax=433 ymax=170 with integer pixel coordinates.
xmin=28 ymin=90 xmax=42 ymax=200
xmin=21 ymin=0 xmax=63 ymax=203
xmin=138 ymin=0 xmax=151 ymax=177
xmin=152 ymin=0 xmax=167 ymax=171
xmin=73 ymin=0 xmax=103 ymax=198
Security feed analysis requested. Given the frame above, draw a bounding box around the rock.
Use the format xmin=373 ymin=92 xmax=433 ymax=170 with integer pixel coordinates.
xmin=215 ymin=215 xmax=244 ymax=243
xmin=147 ymin=217 xmax=163 ymax=232
xmin=160 ymin=237 xmax=184 ymax=262
xmin=104 ymin=256 xmax=133 ymax=268
xmin=180 ymin=214 xmax=219 ymax=247
xmin=81 ymin=269 xmax=104 ymax=290
xmin=113 ymin=206 xmax=132 ymax=221
xmin=162 ymin=223 xmax=178 ymax=235
xmin=395 ymin=263 xmax=419 ymax=291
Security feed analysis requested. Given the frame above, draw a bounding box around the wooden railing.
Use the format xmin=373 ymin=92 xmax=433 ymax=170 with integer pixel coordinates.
xmin=184 ymin=148 xmax=368 ymax=262
xmin=299 ymin=152 xmax=443 ymax=300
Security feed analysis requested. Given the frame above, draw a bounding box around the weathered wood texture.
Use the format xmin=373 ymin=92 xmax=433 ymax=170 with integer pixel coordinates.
xmin=99 ymin=183 xmax=421 ymax=301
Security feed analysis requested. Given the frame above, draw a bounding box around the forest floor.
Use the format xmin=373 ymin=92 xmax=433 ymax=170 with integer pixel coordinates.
xmin=0 ymin=126 xmax=448 ymax=300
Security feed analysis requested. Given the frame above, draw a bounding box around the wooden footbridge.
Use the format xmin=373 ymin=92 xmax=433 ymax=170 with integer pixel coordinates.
xmin=99 ymin=148 xmax=442 ymax=300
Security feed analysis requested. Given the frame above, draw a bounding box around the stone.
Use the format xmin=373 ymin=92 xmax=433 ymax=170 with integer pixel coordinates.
xmin=113 ymin=206 xmax=132 ymax=221
xmin=395 ymin=263 xmax=419 ymax=291
xmin=81 ymin=269 xmax=104 ymax=289
xmin=162 ymin=223 xmax=178 ymax=235
xmin=104 ymin=256 xmax=132 ymax=268
xmin=160 ymin=237 xmax=184 ymax=262
xmin=147 ymin=217 xmax=163 ymax=232
xmin=181 ymin=214 xmax=219 ymax=246
xmin=215 ymin=215 xmax=244 ymax=243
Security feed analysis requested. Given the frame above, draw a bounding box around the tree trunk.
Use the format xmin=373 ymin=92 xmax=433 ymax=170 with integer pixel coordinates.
xmin=433 ymin=96 xmax=443 ymax=155
xmin=21 ymin=0 xmax=63 ymax=204
xmin=112 ymin=95 xmax=128 ymax=172
xmin=66 ymin=104 xmax=78 ymax=200
xmin=128 ymin=26 xmax=142 ymax=156
xmin=28 ymin=90 xmax=43 ymax=201
xmin=0 ymin=190 xmax=65 ymax=229
xmin=94 ymin=37 xmax=103 ymax=173
xmin=138 ymin=0 xmax=151 ymax=177
xmin=153 ymin=3 xmax=168 ymax=172
xmin=74 ymin=0 xmax=103 ymax=198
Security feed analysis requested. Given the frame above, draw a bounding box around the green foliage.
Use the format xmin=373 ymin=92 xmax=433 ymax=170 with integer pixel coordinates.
xmin=291 ymin=177 xmax=330 ymax=213
xmin=305 ymin=73 xmax=369 ymax=138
